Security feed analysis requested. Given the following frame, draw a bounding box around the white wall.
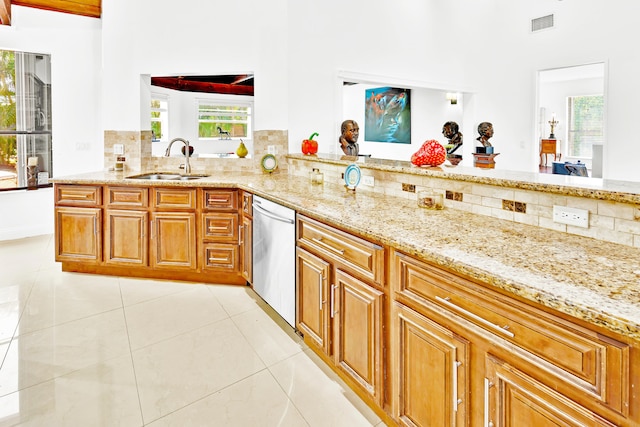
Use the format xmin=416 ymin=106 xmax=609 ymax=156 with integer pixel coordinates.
xmin=0 ymin=6 xmax=102 ymax=240
xmin=101 ymin=0 xmax=289 ymax=134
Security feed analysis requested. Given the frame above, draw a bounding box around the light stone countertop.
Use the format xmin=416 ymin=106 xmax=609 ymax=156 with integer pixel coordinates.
xmin=288 ymin=153 xmax=640 ymax=204
xmin=52 ymin=169 xmax=640 ymax=340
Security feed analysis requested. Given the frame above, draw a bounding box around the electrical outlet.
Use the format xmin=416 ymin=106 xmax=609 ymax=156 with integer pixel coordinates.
xmin=267 ymin=145 xmax=277 ymax=155
xmin=113 ymin=144 xmax=124 ymax=155
xmin=553 ymin=205 xmax=589 ymax=228
xmin=362 ymin=175 xmax=374 ymax=187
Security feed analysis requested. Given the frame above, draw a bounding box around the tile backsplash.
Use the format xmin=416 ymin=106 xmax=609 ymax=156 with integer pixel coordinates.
xmin=287 ymin=157 xmax=640 ymax=248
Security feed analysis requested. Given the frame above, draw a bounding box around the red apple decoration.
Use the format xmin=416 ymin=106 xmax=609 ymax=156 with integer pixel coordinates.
xmin=302 ymin=132 xmax=319 ymax=155
xmin=411 ymin=139 xmax=446 ymax=167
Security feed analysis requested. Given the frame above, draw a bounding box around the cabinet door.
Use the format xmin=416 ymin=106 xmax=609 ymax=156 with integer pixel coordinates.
xmin=296 ymin=247 xmax=331 ymax=354
xmin=392 ymin=302 xmax=469 ymax=427
xmin=240 ymin=216 xmax=252 ymax=282
xmin=485 ymin=354 xmax=616 ymax=427
xmin=150 ymin=212 xmax=197 ymax=270
xmin=333 ymin=269 xmax=384 ymax=405
xmin=104 ymin=209 xmax=148 ymax=266
xmin=55 ymin=207 xmax=102 ymax=263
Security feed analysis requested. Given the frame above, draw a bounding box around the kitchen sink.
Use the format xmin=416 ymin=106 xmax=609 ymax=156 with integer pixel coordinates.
xmin=125 ymin=173 xmax=210 ymax=181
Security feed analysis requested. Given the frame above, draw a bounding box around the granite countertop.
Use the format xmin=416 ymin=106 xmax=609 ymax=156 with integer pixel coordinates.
xmin=52 ymin=170 xmax=640 ymax=340
xmin=288 ymin=153 xmax=640 ymax=204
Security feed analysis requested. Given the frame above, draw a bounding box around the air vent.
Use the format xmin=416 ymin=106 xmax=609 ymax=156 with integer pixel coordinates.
xmin=531 ymin=14 xmax=554 ymax=32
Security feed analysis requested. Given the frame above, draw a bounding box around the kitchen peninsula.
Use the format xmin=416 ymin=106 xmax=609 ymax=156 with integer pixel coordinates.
xmin=51 ymin=157 xmax=640 ymax=426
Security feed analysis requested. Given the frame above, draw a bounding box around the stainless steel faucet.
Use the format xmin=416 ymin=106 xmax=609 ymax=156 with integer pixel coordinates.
xmin=164 ymin=138 xmax=192 ymax=174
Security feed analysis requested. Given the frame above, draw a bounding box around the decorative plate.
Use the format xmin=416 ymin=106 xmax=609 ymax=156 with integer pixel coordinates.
xmin=261 ymin=154 xmax=278 ymax=173
xmin=344 ymin=163 xmax=361 ymax=189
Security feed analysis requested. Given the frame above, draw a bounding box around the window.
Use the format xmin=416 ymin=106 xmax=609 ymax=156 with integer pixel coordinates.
xmin=150 ymin=94 xmax=168 ymax=142
xmin=197 ymin=101 xmax=252 ymax=140
xmin=567 ymin=95 xmax=604 ymax=159
xmin=0 ymin=49 xmax=52 ymax=191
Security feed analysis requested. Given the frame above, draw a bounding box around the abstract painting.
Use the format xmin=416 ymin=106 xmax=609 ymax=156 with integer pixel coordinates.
xmin=364 ymin=87 xmax=411 ymax=144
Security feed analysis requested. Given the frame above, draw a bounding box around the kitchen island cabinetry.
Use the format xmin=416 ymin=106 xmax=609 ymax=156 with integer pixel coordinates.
xmin=55 ymin=185 xmax=102 ymax=263
xmin=296 ymin=215 xmax=386 ymax=409
xmin=391 ymin=250 xmax=633 ymax=427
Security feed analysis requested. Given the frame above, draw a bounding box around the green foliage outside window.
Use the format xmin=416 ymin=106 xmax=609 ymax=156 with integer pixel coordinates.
xmin=0 ymin=50 xmax=17 ymax=169
xmin=198 ymin=104 xmax=249 ymax=139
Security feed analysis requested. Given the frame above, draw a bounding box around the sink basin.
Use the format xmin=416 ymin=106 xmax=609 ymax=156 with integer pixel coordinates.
xmin=126 ymin=173 xmax=210 ymax=181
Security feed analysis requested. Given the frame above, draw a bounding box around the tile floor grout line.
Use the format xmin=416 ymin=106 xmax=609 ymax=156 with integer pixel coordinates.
xmin=118 ymin=276 xmax=147 ymax=427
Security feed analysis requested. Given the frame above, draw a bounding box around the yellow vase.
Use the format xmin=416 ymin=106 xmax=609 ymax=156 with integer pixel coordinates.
xmin=236 ymin=140 xmax=248 ymax=158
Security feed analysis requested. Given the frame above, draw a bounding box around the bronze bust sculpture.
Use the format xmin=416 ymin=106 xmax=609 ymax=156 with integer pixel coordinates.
xmin=442 ymin=121 xmax=463 ymax=154
xmin=339 ymin=120 xmax=360 ymax=156
xmin=476 ymin=122 xmax=494 ymax=147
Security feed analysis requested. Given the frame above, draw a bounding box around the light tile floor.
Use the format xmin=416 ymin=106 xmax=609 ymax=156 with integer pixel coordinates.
xmin=0 ymin=235 xmax=384 ymax=426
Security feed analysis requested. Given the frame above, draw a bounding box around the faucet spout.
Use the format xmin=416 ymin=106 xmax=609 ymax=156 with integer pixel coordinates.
xmin=165 ymin=138 xmax=192 ymax=174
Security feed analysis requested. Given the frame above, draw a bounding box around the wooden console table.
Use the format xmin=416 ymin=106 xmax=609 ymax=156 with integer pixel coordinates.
xmin=540 ymin=139 xmax=561 ymax=166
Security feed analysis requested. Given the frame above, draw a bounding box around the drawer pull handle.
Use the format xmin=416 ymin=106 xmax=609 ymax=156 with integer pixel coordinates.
xmin=435 ymin=296 xmax=515 ymax=338
xmin=453 ymin=360 xmax=461 ymax=412
xmin=312 ymin=237 xmax=345 ymax=255
xmin=318 ymin=272 xmax=324 ymax=310
xmin=208 ymin=257 xmax=229 ymax=262
xmin=484 ymin=378 xmax=494 ymax=427
xmin=330 ymin=284 xmax=337 ymax=318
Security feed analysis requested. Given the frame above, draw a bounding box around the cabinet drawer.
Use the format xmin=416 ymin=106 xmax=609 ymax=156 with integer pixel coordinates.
xmin=203 ymin=243 xmax=238 ymax=271
xmin=202 ymin=213 xmax=238 ymax=242
xmin=55 ymin=184 xmax=102 ymax=206
xmin=203 ymin=189 xmax=237 ymax=211
xmin=297 ymin=215 xmax=384 ymax=286
xmin=392 ymin=250 xmax=629 ymax=415
xmin=153 ymin=188 xmax=196 ymax=209
xmin=106 ymin=186 xmax=148 ymax=208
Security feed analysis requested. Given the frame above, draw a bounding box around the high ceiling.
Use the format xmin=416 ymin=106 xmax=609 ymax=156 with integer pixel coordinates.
xmin=1 ymin=0 xmax=101 ymax=25
xmin=151 ymin=75 xmax=255 ymax=96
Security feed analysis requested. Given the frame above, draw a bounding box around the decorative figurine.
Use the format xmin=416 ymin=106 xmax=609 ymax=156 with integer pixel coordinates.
xmin=548 ymin=114 xmax=559 ymax=139
xmin=442 ymin=121 xmax=463 ymax=165
xmin=339 ymin=120 xmax=360 ymax=156
xmin=475 ymin=121 xmax=493 ymax=147
xmin=217 ymin=126 xmax=231 ymax=140
xmin=473 ymin=122 xmax=499 ymax=168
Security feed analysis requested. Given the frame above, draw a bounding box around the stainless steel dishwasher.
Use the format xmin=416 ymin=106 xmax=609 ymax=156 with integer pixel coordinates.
xmin=252 ymin=195 xmax=296 ymax=327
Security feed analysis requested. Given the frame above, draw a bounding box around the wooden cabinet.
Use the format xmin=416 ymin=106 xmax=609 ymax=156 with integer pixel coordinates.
xmin=296 ymin=246 xmax=331 ymax=353
xmin=296 ymin=215 xmax=386 ymax=406
xmin=104 ymin=186 xmax=149 ymax=266
xmin=392 ymin=301 xmax=469 ymax=427
xmin=55 ymin=206 xmax=102 ymax=262
xmin=104 ymin=209 xmax=148 ymax=266
xmin=239 ymin=190 xmax=253 ymax=282
xmin=200 ymin=189 xmax=240 ymax=276
xmin=151 ymin=211 xmax=197 ymax=270
xmin=390 ymin=250 xmax=633 ymax=427
xmin=333 ymin=269 xmax=384 ymax=405
xmin=485 ymin=354 xmax=616 ymax=427
xmin=54 ymin=184 xmax=102 ymax=263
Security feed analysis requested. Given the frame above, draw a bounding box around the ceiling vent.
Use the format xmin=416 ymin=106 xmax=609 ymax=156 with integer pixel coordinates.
xmin=531 ymin=14 xmax=554 ymax=32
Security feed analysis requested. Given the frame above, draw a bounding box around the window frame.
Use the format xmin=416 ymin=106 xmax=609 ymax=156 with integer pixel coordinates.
xmin=566 ymin=94 xmax=604 ymax=160
xmin=196 ymin=97 xmax=253 ymax=141
xmin=150 ymin=92 xmax=169 ymax=143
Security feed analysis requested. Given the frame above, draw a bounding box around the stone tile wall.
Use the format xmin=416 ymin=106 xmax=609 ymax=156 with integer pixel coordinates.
xmin=104 ymin=130 xmax=289 ymax=175
xmin=288 ymin=157 xmax=640 ymax=248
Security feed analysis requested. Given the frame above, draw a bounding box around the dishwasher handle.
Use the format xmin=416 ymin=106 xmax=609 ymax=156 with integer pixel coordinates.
xmin=253 ymin=203 xmax=295 ymax=224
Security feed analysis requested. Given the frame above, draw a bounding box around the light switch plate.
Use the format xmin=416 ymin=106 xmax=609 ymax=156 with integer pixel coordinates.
xmin=553 ymin=205 xmax=589 ymax=228
xmin=362 ymin=175 xmax=375 ymax=187
xmin=113 ymin=144 xmax=124 ymax=155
